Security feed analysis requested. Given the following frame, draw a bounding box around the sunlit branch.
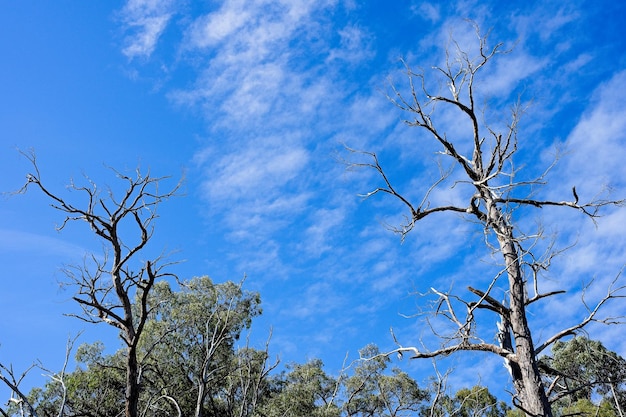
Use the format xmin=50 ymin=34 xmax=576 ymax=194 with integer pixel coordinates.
xmin=0 ymin=362 xmax=39 ymax=417
xmin=345 ymin=146 xmax=468 ymax=238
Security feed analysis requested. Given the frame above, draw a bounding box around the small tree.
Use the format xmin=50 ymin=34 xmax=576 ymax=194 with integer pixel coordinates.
xmin=348 ymin=24 xmax=624 ymax=417
xmin=19 ymin=152 xmax=180 ymax=417
xmin=447 ymin=386 xmax=510 ymax=417
xmin=260 ymin=359 xmax=341 ymax=417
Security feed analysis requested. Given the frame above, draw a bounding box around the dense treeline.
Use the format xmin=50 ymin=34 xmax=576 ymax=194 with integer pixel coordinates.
xmin=4 ymin=276 xmax=625 ymax=416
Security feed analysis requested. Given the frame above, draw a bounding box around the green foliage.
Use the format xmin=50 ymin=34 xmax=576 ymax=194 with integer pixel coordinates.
xmin=425 ymin=384 xmax=509 ymax=417
xmin=342 ymin=344 xmax=430 ymax=417
xmin=136 ymin=276 xmax=263 ymax=416
xmin=26 ymin=277 xmax=617 ymax=417
xmin=447 ymin=386 xmax=510 ymax=417
xmin=541 ymin=336 xmax=626 ymax=416
xmin=25 ymin=276 xmax=266 ymax=417
xmin=557 ymin=399 xmax=617 ymax=417
xmin=259 ymin=344 xmax=440 ymax=417
xmin=28 ymin=343 xmax=126 ymax=417
xmin=260 ymin=359 xmax=341 ymax=417
xmin=504 ymin=408 xmax=525 ymax=417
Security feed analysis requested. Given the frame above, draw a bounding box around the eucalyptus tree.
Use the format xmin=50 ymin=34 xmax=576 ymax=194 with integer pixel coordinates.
xmin=259 ymin=359 xmax=341 ymax=417
xmin=446 ymin=386 xmax=509 ymax=417
xmin=343 ymin=344 xmax=430 ymax=417
xmin=347 ymin=24 xmax=624 ymax=417
xmin=260 ymin=344 xmax=431 ymax=417
xmin=26 ymin=342 xmax=126 ymax=417
xmin=136 ymin=276 xmax=274 ymax=417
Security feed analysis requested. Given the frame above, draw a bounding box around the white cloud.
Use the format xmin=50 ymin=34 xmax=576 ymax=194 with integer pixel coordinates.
xmin=561 ymin=53 xmax=593 ymax=73
xmin=158 ymin=1 xmax=381 ymax=257
xmin=185 ymin=2 xmax=252 ymax=48
xmin=112 ymin=0 xmax=626 ymax=386
xmin=301 ymin=207 xmax=347 ymax=257
xmin=120 ymin=0 xmax=176 ymax=59
xmin=290 ymin=281 xmax=343 ymax=319
xmin=206 ymin=142 xmax=309 ymax=200
xmin=522 ymin=70 xmax=626 ymax=360
xmin=411 ymin=2 xmax=441 ymax=23
xmin=326 ymin=24 xmax=374 ymax=64
xmin=479 ymin=52 xmax=547 ymax=97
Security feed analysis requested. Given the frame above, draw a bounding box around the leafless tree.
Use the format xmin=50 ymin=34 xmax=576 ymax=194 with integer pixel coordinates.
xmin=19 ymin=152 xmax=181 ymax=417
xmin=347 ymin=24 xmax=625 ymax=417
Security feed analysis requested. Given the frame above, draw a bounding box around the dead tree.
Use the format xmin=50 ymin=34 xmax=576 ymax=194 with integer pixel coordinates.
xmin=348 ymin=24 xmax=624 ymax=417
xmin=20 ymin=152 xmax=180 ymax=417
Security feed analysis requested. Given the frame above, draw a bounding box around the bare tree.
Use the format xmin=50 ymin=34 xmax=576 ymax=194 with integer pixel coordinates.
xmin=19 ymin=152 xmax=180 ymax=417
xmin=347 ymin=24 xmax=625 ymax=417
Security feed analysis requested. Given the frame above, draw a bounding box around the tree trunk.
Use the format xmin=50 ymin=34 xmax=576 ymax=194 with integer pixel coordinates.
xmin=195 ymin=381 xmax=206 ymax=417
xmin=502 ymin=237 xmax=551 ymax=416
xmin=487 ymin=193 xmax=552 ymax=417
xmin=126 ymin=345 xmax=139 ymax=417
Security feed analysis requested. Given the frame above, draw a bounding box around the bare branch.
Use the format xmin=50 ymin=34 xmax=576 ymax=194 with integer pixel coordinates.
xmin=495 ymin=196 xmax=625 ymax=221
xmin=344 ymin=146 xmax=468 ymax=238
xmin=35 ymin=332 xmax=84 ymax=417
xmin=0 ymin=362 xmax=39 ymax=417
xmin=535 ymin=269 xmax=626 ymax=355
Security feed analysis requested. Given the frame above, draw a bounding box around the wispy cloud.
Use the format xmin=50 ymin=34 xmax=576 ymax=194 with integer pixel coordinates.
xmin=160 ymin=2 xmax=380 ymax=261
xmin=119 ymin=0 xmax=176 ymax=59
xmin=561 ymin=70 xmax=626 ymax=194
xmin=116 ymin=0 xmax=626 ymax=387
xmin=0 ymin=229 xmax=88 ymax=259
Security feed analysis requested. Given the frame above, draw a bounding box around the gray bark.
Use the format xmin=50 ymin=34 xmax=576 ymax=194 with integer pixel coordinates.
xmin=488 ymin=196 xmax=552 ymax=416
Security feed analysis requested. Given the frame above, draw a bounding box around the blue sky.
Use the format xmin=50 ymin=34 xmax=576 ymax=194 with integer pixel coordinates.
xmin=2 ymin=0 xmax=626 ymax=402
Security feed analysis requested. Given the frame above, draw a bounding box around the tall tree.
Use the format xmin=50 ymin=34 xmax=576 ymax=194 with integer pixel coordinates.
xmin=20 ymin=152 xmax=180 ymax=417
xmin=347 ymin=24 xmax=624 ymax=417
